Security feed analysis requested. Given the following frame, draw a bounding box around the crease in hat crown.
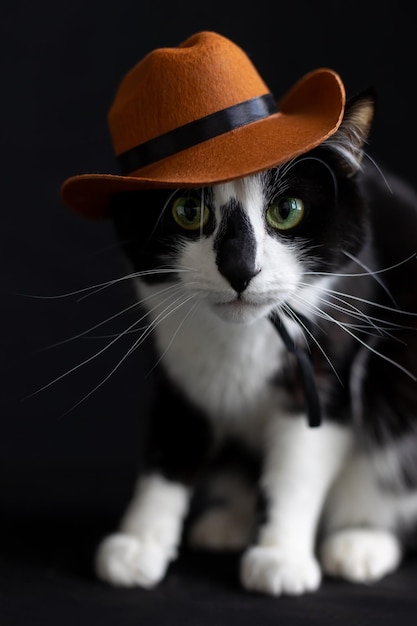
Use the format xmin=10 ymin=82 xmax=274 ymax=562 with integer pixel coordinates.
xmin=61 ymin=30 xmax=346 ymax=219
xmin=108 ymin=31 xmax=272 ymax=158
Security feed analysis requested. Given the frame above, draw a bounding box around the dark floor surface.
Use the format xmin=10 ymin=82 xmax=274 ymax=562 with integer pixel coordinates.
xmin=2 ymin=470 xmax=417 ymax=626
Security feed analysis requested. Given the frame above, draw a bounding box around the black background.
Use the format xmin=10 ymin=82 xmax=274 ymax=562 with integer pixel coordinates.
xmin=2 ymin=2 xmax=417 ymax=624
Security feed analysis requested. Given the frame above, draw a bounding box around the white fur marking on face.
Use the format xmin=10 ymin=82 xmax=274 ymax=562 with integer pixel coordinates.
xmin=179 ymin=175 xmax=303 ymax=319
xmin=213 ymin=177 xmax=265 ymax=264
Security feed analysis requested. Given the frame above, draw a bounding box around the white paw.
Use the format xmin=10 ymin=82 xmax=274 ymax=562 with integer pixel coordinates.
xmin=188 ymin=508 xmax=253 ymax=551
xmin=95 ymin=533 xmax=171 ymax=588
xmin=240 ymin=546 xmax=321 ymax=596
xmin=320 ymin=528 xmax=402 ymax=583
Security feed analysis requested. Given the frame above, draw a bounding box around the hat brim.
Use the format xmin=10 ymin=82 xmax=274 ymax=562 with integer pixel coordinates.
xmin=62 ymin=68 xmax=345 ymax=219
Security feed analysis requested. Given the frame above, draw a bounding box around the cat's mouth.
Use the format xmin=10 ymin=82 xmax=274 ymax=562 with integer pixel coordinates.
xmin=212 ymin=296 xmax=276 ymax=323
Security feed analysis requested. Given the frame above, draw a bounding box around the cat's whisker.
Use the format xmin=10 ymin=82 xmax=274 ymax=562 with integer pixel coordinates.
xmin=310 ymin=289 xmax=396 ymax=337
xmin=314 ymin=288 xmax=382 ymax=332
xmin=61 ymin=292 xmax=200 ymax=416
xmin=89 ymin=276 xmax=201 ymax=341
xmin=200 ymin=188 xmax=206 ymax=239
xmin=295 ymin=286 xmax=398 ymax=338
xmin=342 ymin=250 xmax=397 ymax=306
xmin=77 ymin=267 xmax=191 ymax=302
xmin=362 ymin=151 xmax=394 ymax=193
xmin=282 ymin=302 xmax=342 ymax=383
xmin=38 ymin=282 xmax=188 ymax=353
xmin=303 ymin=252 xmax=417 ymax=283
xmin=324 ymin=137 xmax=365 ymax=173
xmin=299 ymin=278 xmax=417 ymax=318
xmin=141 ymin=189 xmax=180 ymax=250
xmin=16 ymin=268 xmax=185 ymax=302
xmin=293 ymin=295 xmax=417 ymax=381
xmin=37 ymin=299 xmax=143 ymax=353
xmin=121 ymin=291 xmax=198 ymax=356
xmin=67 ymin=284 xmax=199 ymax=341
xmin=312 ymin=295 xmax=407 ymax=343
xmin=286 ymin=156 xmax=338 ymax=197
xmin=79 ymin=329 xmax=149 ymax=339
xmin=145 ymin=298 xmax=200 ymax=377
xmin=24 ymin=307 xmax=152 ymax=401
xmin=124 ymin=283 xmax=202 ymax=349
xmin=134 ymin=281 xmax=195 ymax=312
xmin=336 ymin=325 xmax=408 ymax=342
xmin=25 ymin=284 xmax=194 ymax=402
xmin=17 ymin=281 xmax=128 ymax=300
xmin=64 ymin=296 xmax=199 ymax=415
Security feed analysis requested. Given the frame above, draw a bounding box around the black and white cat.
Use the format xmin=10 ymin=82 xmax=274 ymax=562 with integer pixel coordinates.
xmin=94 ymin=89 xmax=417 ymax=596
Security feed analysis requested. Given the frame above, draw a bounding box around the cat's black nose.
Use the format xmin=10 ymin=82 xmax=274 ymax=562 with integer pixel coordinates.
xmin=215 ymin=202 xmax=258 ymax=293
xmin=219 ymin=257 xmax=260 ymax=293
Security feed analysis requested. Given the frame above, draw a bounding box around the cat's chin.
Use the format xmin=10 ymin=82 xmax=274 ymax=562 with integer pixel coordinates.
xmin=210 ymin=300 xmax=273 ymax=325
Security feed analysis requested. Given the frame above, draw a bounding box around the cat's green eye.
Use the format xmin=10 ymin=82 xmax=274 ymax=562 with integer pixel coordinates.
xmin=172 ymin=196 xmax=210 ymax=230
xmin=266 ymin=196 xmax=305 ymax=231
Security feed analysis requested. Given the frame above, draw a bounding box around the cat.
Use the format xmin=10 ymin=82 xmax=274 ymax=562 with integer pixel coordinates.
xmin=93 ymin=87 xmax=417 ymax=596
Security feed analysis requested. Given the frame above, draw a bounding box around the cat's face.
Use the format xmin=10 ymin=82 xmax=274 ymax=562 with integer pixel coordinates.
xmin=112 ymin=159 xmax=365 ymax=326
xmin=111 ymin=92 xmax=374 ymax=326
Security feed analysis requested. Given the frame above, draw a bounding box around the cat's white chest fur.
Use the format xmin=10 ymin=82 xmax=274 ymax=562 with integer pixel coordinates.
xmin=138 ymin=282 xmax=284 ymax=441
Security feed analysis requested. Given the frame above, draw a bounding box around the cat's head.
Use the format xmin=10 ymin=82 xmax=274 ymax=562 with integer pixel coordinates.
xmin=111 ymin=91 xmax=375 ymax=325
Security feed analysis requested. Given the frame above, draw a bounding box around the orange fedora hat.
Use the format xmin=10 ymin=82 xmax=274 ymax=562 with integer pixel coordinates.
xmin=61 ymin=31 xmax=345 ymax=219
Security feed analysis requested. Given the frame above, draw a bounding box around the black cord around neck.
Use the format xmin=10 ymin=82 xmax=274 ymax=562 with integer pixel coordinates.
xmin=269 ymin=311 xmax=322 ymax=428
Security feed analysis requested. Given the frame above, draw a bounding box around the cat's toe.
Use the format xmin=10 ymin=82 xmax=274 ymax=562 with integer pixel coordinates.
xmin=240 ymin=546 xmax=321 ymax=596
xmin=95 ymin=533 xmax=170 ymax=588
xmin=320 ymin=528 xmax=402 ymax=583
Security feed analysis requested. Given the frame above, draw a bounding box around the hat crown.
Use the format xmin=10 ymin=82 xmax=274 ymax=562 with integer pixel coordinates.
xmin=62 ymin=31 xmax=346 ymax=219
xmin=108 ymin=31 xmax=270 ymax=156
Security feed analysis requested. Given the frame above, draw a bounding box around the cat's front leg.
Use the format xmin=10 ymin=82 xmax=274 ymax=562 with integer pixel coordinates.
xmin=241 ymin=416 xmax=352 ymax=596
xmin=95 ymin=371 xmax=213 ymax=588
xmin=95 ymin=473 xmax=191 ymax=588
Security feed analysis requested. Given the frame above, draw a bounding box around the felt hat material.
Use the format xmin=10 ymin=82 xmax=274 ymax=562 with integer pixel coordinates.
xmin=61 ymin=31 xmax=346 ymax=219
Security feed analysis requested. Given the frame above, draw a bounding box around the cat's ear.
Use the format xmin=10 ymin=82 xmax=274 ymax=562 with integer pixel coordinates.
xmin=328 ymin=88 xmax=376 ymax=176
